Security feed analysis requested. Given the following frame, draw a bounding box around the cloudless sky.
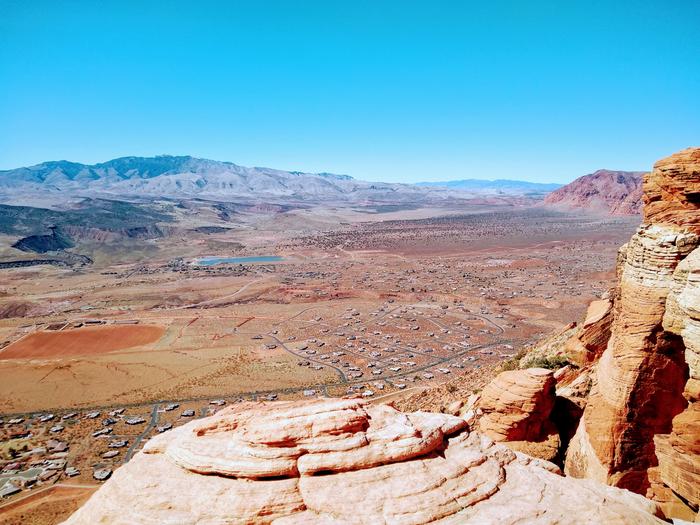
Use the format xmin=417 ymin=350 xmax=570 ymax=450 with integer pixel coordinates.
xmin=1 ymin=0 xmax=698 ymax=183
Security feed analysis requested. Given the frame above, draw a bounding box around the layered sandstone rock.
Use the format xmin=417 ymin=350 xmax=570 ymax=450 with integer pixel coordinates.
xmin=653 ymin=404 xmax=700 ymax=513
xmin=564 ymin=147 xmax=700 ymax=517
xmin=514 ymin=297 xmax=612 ymax=371
xmin=654 ymin=247 xmax=700 ymax=512
xmin=62 ymin=398 xmax=665 ymax=525
xmin=664 ymin=248 xmax=700 ymax=400
xmin=477 ymin=368 xmax=556 ymax=442
xmin=476 ymin=368 xmax=560 ymax=462
xmin=563 ymin=297 xmax=613 ymax=364
xmin=644 ymin=147 xmax=700 ymax=228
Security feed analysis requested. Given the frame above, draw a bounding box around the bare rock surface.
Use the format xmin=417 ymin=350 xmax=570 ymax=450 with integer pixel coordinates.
xmin=655 ymin=246 xmax=700 ymax=511
xmin=62 ymin=398 xmax=664 ymax=525
xmin=564 ymin=148 xmax=700 ymax=519
xmin=477 ymin=368 xmax=556 ymax=442
xmin=644 ymin=147 xmax=700 ymax=228
xmin=653 ymin=403 xmax=700 ymax=511
xmin=564 ymin=297 xmax=614 ymax=364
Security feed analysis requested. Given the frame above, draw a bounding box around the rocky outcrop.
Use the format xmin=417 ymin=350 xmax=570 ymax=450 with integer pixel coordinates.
xmin=0 ymin=301 xmax=36 ymax=319
xmin=654 ymin=244 xmax=700 ymax=513
xmin=564 ymin=147 xmax=700 ymax=518
xmin=61 ymin=223 xmax=170 ymax=242
xmin=644 ymin=148 xmax=700 ymax=228
xmin=478 ymin=368 xmax=556 ymax=442
xmin=653 ymin=404 xmax=700 ymax=516
xmin=476 ymin=368 xmax=564 ymax=463
xmin=62 ymin=398 xmax=665 ymax=524
xmin=544 ymin=169 xmax=644 ymax=215
xmin=565 ymin=297 xmax=613 ymax=363
xmin=513 ymin=298 xmax=612 ymax=371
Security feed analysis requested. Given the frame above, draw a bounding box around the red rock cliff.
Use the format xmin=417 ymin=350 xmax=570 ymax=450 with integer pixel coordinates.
xmin=565 ymin=147 xmax=700 ymax=517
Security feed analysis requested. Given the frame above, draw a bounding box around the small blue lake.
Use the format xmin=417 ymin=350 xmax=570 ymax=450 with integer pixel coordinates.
xmin=195 ymin=256 xmax=285 ymax=266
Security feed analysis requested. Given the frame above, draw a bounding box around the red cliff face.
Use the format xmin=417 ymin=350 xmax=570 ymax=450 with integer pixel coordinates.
xmin=644 ymin=148 xmax=700 ymax=228
xmin=564 ymin=147 xmax=700 ymax=519
xmin=544 ymin=170 xmax=644 ymax=215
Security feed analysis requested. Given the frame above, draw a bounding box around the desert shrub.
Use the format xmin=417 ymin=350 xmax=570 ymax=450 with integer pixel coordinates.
xmin=522 ymin=354 xmax=573 ymax=370
xmin=499 ymin=348 xmax=528 ymax=371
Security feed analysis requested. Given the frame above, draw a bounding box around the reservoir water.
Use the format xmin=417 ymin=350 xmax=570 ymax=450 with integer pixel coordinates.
xmin=195 ymin=256 xmax=284 ymax=266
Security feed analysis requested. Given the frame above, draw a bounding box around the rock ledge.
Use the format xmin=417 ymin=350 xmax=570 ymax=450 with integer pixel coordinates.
xmin=63 ymin=398 xmax=664 ymax=524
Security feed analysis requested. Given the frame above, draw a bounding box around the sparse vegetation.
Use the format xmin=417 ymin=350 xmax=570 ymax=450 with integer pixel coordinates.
xmin=12 ymin=226 xmax=74 ymax=253
xmin=521 ymin=354 xmax=574 ymax=370
xmin=0 ymin=199 xmax=173 ymax=237
xmin=500 ymin=348 xmax=528 ymax=371
xmin=499 ymin=348 xmax=576 ymax=372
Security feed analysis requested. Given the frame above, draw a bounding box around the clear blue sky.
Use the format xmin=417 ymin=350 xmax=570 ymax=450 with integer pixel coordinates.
xmin=1 ymin=1 xmax=698 ymax=183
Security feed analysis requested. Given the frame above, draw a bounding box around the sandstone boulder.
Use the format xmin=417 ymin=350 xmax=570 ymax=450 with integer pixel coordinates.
xmin=62 ymin=398 xmax=665 ymax=525
xmin=563 ymin=297 xmax=613 ymax=364
xmin=478 ymin=368 xmax=556 ymax=442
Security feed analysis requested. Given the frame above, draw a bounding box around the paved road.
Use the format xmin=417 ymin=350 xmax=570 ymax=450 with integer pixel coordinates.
xmin=267 ymin=333 xmax=349 ymax=382
xmin=123 ymin=403 xmax=160 ymax=462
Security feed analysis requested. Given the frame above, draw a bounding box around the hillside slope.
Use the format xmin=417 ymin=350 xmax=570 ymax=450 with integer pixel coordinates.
xmin=544 ymin=170 xmax=644 ymax=215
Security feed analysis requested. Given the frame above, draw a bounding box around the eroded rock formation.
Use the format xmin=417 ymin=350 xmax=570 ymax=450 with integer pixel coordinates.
xmin=654 ymin=245 xmax=700 ymax=514
xmin=477 ymin=368 xmax=556 ymax=442
xmin=564 ymin=147 xmax=700 ymax=518
xmin=62 ymin=398 xmax=665 ymax=524
xmin=644 ymin=149 xmax=700 ymax=228
xmin=476 ymin=368 xmax=560 ymax=462
xmin=563 ymin=296 xmax=614 ymax=364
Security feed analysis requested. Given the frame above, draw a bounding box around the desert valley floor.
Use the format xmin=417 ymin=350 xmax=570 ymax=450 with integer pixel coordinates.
xmin=0 ymin=204 xmax=639 ymax=524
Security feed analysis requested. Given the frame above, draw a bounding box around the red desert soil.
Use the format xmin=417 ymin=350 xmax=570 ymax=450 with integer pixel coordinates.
xmin=0 ymin=325 xmax=165 ymax=359
xmin=0 ymin=485 xmax=96 ymax=525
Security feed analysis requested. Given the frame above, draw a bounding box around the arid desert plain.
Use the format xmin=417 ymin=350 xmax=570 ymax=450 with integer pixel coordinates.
xmin=0 ymin=199 xmax=639 ymax=524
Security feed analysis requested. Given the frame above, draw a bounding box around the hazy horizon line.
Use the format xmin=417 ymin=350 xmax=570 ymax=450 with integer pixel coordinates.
xmin=0 ymin=152 xmax=651 ymax=187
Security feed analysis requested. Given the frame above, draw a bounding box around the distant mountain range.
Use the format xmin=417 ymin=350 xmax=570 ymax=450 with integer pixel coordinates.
xmin=0 ymin=155 xmax=561 ymax=205
xmin=0 ymin=156 xmax=647 ymax=215
xmin=416 ymin=179 xmax=561 ymax=195
xmin=0 ymin=156 xmax=384 ymax=203
xmin=544 ymin=170 xmax=645 ymax=215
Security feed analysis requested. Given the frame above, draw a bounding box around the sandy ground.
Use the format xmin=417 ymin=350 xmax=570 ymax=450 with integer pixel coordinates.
xmin=0 ymin=485 xmax=96 ymax=525
xmin=0 ymin=325 xmax=165 ymax=359
xmin=0 ymin=207 xmax=638 ymax=414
